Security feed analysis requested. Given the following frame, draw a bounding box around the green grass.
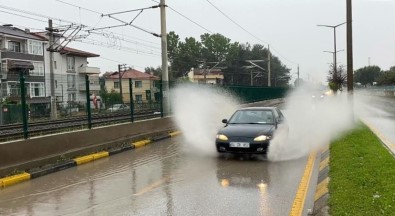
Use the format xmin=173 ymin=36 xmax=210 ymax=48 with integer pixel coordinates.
xmin=329 ymin=124 xmax=395 ymax=216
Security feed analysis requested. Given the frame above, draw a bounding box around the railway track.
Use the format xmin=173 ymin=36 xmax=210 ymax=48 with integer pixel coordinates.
xmin=0 ymin=110 xmax=161 ymax=142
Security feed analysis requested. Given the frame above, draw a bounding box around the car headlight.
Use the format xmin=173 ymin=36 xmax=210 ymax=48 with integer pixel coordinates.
xmin=253 ymin=135 xmax=268 ymax=141
xmin=216 ymin=134 xmax=228 ymax=141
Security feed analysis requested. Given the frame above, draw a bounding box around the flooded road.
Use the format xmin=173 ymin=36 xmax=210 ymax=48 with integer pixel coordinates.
xmin=0 ymin=135 xmax=309 ymax=216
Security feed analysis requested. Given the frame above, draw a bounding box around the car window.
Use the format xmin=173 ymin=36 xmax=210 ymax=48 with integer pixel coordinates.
xmin=228 ymin=110 xmax=274 ymax=124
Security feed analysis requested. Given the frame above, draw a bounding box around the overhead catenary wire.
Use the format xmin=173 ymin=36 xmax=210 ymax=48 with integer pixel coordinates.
xmin=205 ymin=0 xmax=298 ymax=66
xmin=0 ymin=5 xmax=161 ymax=57
xmin=0 ymin=3 xmax=160 ymax=46
xmin=53 ymin=0 xmax=162 ymax=46
xmin=150 ymin=0 xmax=213 ymax=34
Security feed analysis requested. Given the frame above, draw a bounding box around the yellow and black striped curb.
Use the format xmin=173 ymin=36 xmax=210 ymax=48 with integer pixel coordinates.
xmin=0 ymin=130 xmax=182 ymax=189
xmin=313 ymin=145 xmax=330 ymax=216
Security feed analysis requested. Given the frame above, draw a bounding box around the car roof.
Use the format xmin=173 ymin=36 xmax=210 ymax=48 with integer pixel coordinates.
xmin=237 ymin=107 xmax=277 ymax=111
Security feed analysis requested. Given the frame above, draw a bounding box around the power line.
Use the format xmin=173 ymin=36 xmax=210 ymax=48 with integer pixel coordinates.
xmin=205 ymin=0 xmax=267 ymax=44
xmin=205 ymin=0 xmax=298 ymax=66
xmin=0 ymin=4 xmax=76 ymax=25
xmin=55 ymin=0 xmax=102 ymax=15
xmin=150 ymin=0 xmax=213 ymax=33
xmin=74 ymin=38 xmax=161 ymax=57
xmin=0 ymin=3 xmax=160 ymax=46
xmin=52 ymin=1 xmax=162 ymax=45
xmin=0 ymin=9 xmax=47 ymax=23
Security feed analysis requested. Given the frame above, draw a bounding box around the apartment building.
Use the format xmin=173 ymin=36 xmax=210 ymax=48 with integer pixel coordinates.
xmin=0 ymin=24 xmax=48 ymax=114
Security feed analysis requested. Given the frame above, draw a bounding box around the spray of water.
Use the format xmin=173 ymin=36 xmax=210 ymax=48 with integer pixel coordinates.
xmin=172 ymin=83 xmax=379 ymax=161
xmin=172 ymin=84 xmax=239 ymax=156
xmin=267 ymin=84 xmax=357 ymax=161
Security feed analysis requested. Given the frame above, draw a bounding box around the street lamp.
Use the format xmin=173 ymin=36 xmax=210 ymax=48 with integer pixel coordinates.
xmin=317 ymin=22 xmax=346 ymax=81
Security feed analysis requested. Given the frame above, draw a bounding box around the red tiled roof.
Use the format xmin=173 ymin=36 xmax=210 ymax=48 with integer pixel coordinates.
xmin=59 ymin=47 xmax=100 ymax=58
xmin=107 ymin=69 xmax=160 ymax=80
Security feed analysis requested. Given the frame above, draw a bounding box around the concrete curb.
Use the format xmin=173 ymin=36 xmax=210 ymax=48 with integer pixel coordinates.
xmin=0 ymin=130 xmax=181 ymax=189
xmin=361 ymin=119 xmax=395 ymax=157
xmin=312 ymin=146 xmax=330 ymax=216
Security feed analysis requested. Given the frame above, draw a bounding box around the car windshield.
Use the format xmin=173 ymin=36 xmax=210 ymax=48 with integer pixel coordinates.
xmin=228 ymin=110 xmax=274 ymax=124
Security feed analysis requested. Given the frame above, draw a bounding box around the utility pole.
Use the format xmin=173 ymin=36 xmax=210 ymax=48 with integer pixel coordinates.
xmin=347 ymin=0 xmax=354 ymax=95
xmin=47 ymin=19 xmax=57 ymax=120
xmin=160 ymin=0 xmax=170 ymax=116
xmin=267 ymin=45 xmax=271 ymax=87
xmin=297 ymin=64 xmax=300 ymax=80
xmin=118 ymin=64 xmax=124 ymax=104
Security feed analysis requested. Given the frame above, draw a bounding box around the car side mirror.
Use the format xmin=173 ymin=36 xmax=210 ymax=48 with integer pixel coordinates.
xmin=222 ymin=119 xmax=228 ymax=124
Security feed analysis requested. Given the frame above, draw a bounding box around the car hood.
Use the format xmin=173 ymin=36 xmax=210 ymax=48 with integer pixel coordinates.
xmin=218 ymin=124 xmax=275 ymax=138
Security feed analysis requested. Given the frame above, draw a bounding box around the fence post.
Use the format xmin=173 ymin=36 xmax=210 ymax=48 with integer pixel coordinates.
xmin=159 ymin=79 xmax=164 ymax=118
xmin=129 ymin=78 xmax=134 ymax=122
xmin=20 ymin=70 xmax=28 ymax=139
xmin=85 ymin=74 xmax=92 ymax=129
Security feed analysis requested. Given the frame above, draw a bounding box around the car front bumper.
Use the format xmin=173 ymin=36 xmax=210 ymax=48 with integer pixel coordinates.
xmin=216 ymin=141 xmax=270 ymax=154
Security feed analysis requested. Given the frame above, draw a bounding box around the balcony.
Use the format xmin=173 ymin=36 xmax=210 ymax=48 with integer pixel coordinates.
xmin=79 ymin=83 xmax=100 ymax=91
xmin=0 ymin=49 xmax=44 ymax=61
xmin=78 ymin=66 xmax=100 ymax=74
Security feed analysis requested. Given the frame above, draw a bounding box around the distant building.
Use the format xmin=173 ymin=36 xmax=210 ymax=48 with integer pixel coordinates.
xmin=187 ymin=68 xmax=224 ymax=84
xmin=104 ymin=68 xmax=160 ymax=103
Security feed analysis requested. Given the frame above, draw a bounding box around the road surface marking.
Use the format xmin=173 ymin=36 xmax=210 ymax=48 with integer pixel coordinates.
xmin=289 ymin=152 xmax=316 ymax=216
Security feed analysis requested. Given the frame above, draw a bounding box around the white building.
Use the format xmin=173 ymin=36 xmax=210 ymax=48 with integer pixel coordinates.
xmin=34 ymin=32 xmax=101 ymax=107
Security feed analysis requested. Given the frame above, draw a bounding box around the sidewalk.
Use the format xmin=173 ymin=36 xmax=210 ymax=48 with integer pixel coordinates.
xmin=362 ymin=117 xmax=395 ymax=157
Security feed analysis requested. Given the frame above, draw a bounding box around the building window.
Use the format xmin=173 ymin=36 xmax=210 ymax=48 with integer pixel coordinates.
xmin=28 ymin=40 xmax=43 ymax=55
xmin=68 ymin=93 xmax=76 ymax=102
xmin=8 ymin=41 xmax=21 ymax=52
xmin=29 ymin=62 xmax=44 ymax=76
xmin=67 ymin=56 xmax=75 ymax=71
xmin=67 ymin=74 xmax=76 ymax=89
xmin=54 ymin=61 xmax=57 ymax=69
xmin=30 ymin=83 xmax=44 ymax=97
xmin=135 ymin=94 xmax=143 ymax=102
xmin=114 ymin=81 xmax=120 ymax=89
xmin=135 ymin=81 xmax=142 ymax=88
xmin=8 ymin=82 xmax=20 ymax=96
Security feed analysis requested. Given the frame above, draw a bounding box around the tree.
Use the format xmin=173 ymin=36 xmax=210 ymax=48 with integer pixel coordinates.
xmin=200 ymin=33 xmax=235 ymax=62
xmin=99 ymin=87 xmax=122 ymax=107
xmin=354 ymin=65 xmax=381 ymax=85
xmin=145 ymin=66 xmax=162 ymax=77
xmin=161 ymin=31 xmax=291 ymax=86
xmin=328 ymin=64 xmax=347 ymax=92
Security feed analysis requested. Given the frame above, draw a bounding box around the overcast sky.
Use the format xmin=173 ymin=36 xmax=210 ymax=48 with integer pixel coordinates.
xmin=1 ymin=0 xmax=394 ymax=83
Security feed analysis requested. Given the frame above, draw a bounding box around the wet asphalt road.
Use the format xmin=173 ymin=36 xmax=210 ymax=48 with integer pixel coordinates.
xmin=0 ymin=135 xmax=309 ymax=216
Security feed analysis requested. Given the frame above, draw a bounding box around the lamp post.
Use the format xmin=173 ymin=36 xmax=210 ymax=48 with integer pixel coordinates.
xmin=318 ymin=22 xmax=346 ymax=81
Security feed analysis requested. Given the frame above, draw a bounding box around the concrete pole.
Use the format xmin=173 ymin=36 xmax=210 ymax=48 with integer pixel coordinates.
xmin=48 ymin=19 xmax=57 ymax=120
xmin=347 ymin=0 xmax=354 ymax=93
xmin=347 ymin=0 xmax=354 ymax=120
xmin=268 ymin=45 xmax=271 ymax=87
xmin=160 ymin=0 xmax=170 ymax=116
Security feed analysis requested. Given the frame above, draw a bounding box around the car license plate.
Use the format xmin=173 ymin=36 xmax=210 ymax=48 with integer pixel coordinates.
xmin=230 ymin=142 xmax=250 ymax=148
